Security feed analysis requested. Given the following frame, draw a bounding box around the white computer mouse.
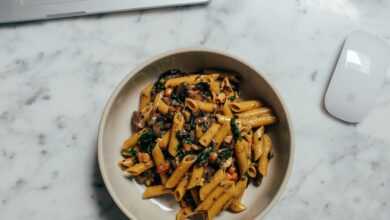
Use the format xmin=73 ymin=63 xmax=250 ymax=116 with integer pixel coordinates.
xmin=324 ymin=31 xmax=390 ymax=123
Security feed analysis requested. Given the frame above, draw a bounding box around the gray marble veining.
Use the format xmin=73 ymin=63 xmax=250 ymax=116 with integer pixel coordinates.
xmin=0 ymin=0 xmax=389 ymax=219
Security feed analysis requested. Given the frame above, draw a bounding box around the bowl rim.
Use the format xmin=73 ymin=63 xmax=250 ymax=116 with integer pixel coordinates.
xmin=97 ymin=47 xmax=295 ymax=220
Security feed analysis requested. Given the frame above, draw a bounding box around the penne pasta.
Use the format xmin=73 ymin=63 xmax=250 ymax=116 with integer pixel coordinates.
xmin=263 ymin=134 xmax=274 ymax=156
xmin=165 ymin=75 xmax=198 ymax=87
xmin=185 ymin=98 xmax=199 ymax=112
xmin=143 ymin=185 xmax=172 ymax=199
xmin=176 ymin=207 xmax=192 ymax=220
xmin=247 ymin=163 xmax=257 ymax=178
xmin=122 ymin=129 xmax=145 ymax=150
xmin=185 ymin=97 xmax=217 ymax=113
xmin=159 ymin=131 xmax=171 ymax=149
xmin=252 ymin=126 xmax=264 ymax=161
xmin=152 ymin=143 xmax=169 ymax=184
xmin=235 ymin=139 xmax=249 ymax=176
xmin=168 ymin=112 xmax=185 ymax=156
xmin=229 ymin=177 xmax=248 ymax=213
xmin=199 ymin=169 xmax=226 ymax=201
xmin=153 ymin=92 xmax=170 ymax=114
xmin=213 ymin=122 xmax=231 ymax=149
xmin=199 ymin=123 xmax=221 ymax=147
xmin=140 ymin=103 xmax=153 ymax=122
xmin=221 ymin=77 xmax=234 ymax=93
xmin=152 ymin=143 xmax=167 ymax=166
xmin=207 ymin=184 xmax=236 ymax=219
xmin=242 ymin=126 xmax=253 ymax=159
xmin=195 ymin=74 xmax=218 ymax=85
xmin=187 ymin=166 xmax=204 ymax=189
xmin=236 ymin=107 xmax=272 ymax=118
xmin=174 ymin=176 xmax=189 ymax=201
xmin=140 ymin=83 xmax=153 ymax=111
xmin=195 ymin=124 xmax=204 ymax=139
xmin=118 ymin=70 xmax=278 ymax=220
xmin=182 ymin=110 xmax=191 ymax=121
xmin=196 ymin=186 xmax=225 ymax=211
xmin=233 ymin=177 xmax=248 ymax=198
xmin=216 ymin=114 xmax=231 ymax=124
xmin=126 ymin=161 xmax=154 ymax=176
xmin=210 ymin=79 xmax=220 ymax=99
xmin=240 ymin=115 xmax=277 ymax=128
xmin=223 ymin=100 xmax=233 ymax=117
xmin=165 ymin=155 xmax=197 ymax=188
xmin=229 ymin=202 xmax=246 ymax=213
xmin=118 ymin=158 xmax=135 ymax=170
xmin=258 ymin=134 xmax=273 ymax=176
xmin=199 ymin=72 xmax=219 ymax=79
xmin=230 ymin=100 xmax=262 ymax=113
xmin=197 ymin=100 xmax=217 ymax=113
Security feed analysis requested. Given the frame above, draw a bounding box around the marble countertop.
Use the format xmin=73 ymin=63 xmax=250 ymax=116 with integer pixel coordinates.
xmin=1 ymin=0 xmax=390 ymax=219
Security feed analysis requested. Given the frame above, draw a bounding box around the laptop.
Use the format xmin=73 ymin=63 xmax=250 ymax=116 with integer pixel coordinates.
xmin=0 ymin=0 xmax=209 ymax=24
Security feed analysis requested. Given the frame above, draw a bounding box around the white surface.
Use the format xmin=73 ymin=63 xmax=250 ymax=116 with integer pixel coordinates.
xmin=0 ymin=0 xmax=209 ymax=23
xmin=0 ymin=0 xmax=390 ymax=220
xmin=325 ymin=31 xmax=390 ymax=123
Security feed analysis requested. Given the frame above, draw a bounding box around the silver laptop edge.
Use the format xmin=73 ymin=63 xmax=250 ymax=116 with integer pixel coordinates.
xmin=0 ymin=0 xmax=209 ymax=24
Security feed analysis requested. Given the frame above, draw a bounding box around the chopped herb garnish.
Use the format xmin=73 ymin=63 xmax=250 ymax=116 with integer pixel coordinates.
xmin=138 ymin=130 xmax=157 ymax=153
xmin=230 ymin=117 xmax=241 ymax=140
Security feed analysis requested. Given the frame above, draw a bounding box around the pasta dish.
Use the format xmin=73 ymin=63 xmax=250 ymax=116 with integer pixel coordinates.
xmin=118 ymin=69 xmax=276 ymax=220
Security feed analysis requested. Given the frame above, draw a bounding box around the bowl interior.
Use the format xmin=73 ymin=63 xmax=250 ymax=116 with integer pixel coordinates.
xmin=99 ymin=50 xmax=293 ymax=220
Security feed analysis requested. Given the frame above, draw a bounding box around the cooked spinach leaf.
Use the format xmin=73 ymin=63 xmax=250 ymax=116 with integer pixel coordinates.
xmin=218 ymin=148 xmax=233 ymax=161
xmin=176 ymin=130 xmax=193 ymax=144
xmin=177 ymin=148 xmax=186 ymax=160
xmin=230 ymin=117 xmax=241 ymax=140
xmin=195 ymin=82 xmax=212 ymax=97
xmin=171 ymin=84 xmax=188 ymax=104
xmin=128 ymin=148 xmax=138 ymax=159
xmin=196 ymin=147 xmax=213 ymax=165
xmin=188 ymin=114 xmax=196 ymax=130
xmin=155 ymin=114 xmax=173 ymax=131
xmin=153 ymin=79 xmax=165 ymax=93
xmin=122 ymin=148 xmax=138 ymax=162
xmin=138 ymin=130 xmax=157 ymax=153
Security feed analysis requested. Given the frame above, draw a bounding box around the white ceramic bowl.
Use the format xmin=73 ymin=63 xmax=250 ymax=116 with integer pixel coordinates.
xmin=98 ymin=48 xmax=294 ymax=220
